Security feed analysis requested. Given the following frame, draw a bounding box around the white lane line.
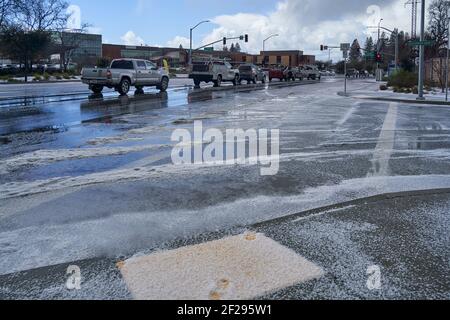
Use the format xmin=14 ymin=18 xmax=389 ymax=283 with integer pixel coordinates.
xmin=337 ymin=102 xmax=359 ymax=126
xmin=368 ymin=102 xmax=398 ymax=177
xmin=118 ymin=233 xmax=324 ymax=300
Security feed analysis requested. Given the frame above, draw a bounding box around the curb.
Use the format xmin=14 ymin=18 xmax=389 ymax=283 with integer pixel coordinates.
xmin=338 ymin=91 xmax=450 ymax=106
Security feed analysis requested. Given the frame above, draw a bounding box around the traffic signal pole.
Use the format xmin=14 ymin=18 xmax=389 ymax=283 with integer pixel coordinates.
xmin=196 ymin=35 xmax=249 ymax=51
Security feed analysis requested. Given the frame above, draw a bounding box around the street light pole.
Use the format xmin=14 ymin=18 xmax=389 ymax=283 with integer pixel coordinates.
xmin=263 ymin=34 xmax=279 ymax=54
xmin=189 ymin=20 xmax=210 ymax=66
xmin=417 ymin=0 xmax=426 ymax=100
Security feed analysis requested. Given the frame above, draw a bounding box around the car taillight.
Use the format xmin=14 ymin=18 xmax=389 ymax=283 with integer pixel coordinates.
xmin=106 ymin=70 xmax=112 ymax=79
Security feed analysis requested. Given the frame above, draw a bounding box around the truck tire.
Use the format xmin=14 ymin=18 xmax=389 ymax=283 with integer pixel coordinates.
xmin=252 ymin=76 xmax=257 ymax=84
xmin=213 ymin=75 xmax=222 ymax=87
xmin=233 ymin=74 xmax=239 ymax=86
xmin=157 ymin=77 xmax=169 ymax=92
xmin=194 ymin=79 xmax=201 ymax=88
xmin=118 ymin=78 xmax=131 ymax=95
xmin=91 ymin=85 xmax=103 ymax=94
xmin=135 ymin=86 xmax=144 ymax=94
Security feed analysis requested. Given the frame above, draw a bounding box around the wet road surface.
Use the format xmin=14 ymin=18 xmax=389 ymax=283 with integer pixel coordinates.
xmin=0 ymin=78 xmax=449 ymax=299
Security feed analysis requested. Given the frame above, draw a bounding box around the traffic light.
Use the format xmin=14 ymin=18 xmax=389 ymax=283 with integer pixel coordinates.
xmin=223 ymin=37 xmax=227 ymax=45
xmin=245 ymin=34 xmax=249 ymax=43
xmin=375 ymin=52 xmax=383 ymax=63
xmin=320 ymin=45 xmax=324 ymax=51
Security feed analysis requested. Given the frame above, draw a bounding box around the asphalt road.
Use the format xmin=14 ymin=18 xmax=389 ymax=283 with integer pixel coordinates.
xmin=0 ymin=78 xmax=449 ymax=299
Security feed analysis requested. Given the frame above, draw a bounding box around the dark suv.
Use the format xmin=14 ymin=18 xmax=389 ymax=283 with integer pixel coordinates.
xmin=238 ymin=64 xmax=266 ymax=84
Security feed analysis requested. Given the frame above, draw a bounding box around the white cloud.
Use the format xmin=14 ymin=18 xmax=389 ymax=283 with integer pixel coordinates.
xmin=121 ymin=31 xmax=145 ymax=46
xmin=66 ymin=5 xmax=81 ymax=30
xmin=167 ymin=36 xmax=191 ymax=49
xmin=168 ymin=0 xmax=411 ymax=62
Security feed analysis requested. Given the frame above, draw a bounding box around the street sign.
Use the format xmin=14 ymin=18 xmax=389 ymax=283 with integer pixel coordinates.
xmin=204 ymin=47 xmax=214 ymax=52
xmin=407 ymin=40 xmax=435 ymax=47
xmin=365 ymin=52 xmax=375 ymax=60
xmin=343 ymin=50 xmax=348 ymax=59
xmin=340 ymin=43 xmax=350 ymax=51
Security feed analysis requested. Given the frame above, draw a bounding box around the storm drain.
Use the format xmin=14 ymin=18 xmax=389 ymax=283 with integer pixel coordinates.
xmin=118 ymin=233 xmax=324 ymax=300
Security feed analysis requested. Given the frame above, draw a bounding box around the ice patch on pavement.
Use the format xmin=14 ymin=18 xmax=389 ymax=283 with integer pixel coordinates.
xmin=1 ymin=174 xmax=450 ymax=275
xmin=0 ymin=145 xmax=167 ymax=174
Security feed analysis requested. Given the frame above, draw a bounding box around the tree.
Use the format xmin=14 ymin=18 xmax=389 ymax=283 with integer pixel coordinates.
xmin=229 ymin=43 xmax=235 ymax=52
xmin=55 ymin=22 xmax=90 ymax=72
xmin=0 ymin=0 xmax=72 ymax=80
xmin=364 ymin=37 xmax=374 ymax=54
xmin=0 ymin=0 xmax=13 ymax=29
xmin=13 ymin=0 xmax=69 ymax=31
xmin=223 ymin=45 xmax=228 ymax=52
xmin=0 ymin=26 xmax=51 ymax=79
xmin=349 ymin=39 xmax=362 ymax=63
xmin=235 ymin=42 xmax=241 ymax=52
xmin=428 ymin=0 xmax=449 ymax=55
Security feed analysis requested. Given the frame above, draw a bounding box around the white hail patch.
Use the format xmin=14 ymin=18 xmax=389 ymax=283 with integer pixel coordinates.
xmin=118 ymin=233 xmax=324 ymax=300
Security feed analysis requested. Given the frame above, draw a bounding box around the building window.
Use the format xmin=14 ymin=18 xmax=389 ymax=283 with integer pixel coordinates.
xmin=277 ymin=56 xmax=282 ymax=64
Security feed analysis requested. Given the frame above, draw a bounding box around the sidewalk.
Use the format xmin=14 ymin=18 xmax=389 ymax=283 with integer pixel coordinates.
xmin=339 ymin=81 xmax=450 ymax=106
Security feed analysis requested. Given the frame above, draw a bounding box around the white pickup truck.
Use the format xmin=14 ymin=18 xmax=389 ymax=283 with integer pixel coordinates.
xmin=81 ymin=59 xmax=170 ymax=95
xmin=300 ymin=65 xmax=321 ymax=81
xmin=189 ymin=61 xmax=240 ymax=88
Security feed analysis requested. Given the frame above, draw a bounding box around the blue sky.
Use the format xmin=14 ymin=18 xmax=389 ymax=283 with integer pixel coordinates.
xmin=70 ymin=0 xmax=279 ymax=45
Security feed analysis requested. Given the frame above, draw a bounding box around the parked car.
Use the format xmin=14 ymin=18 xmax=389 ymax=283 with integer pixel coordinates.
xmin=300 ymin=65 xmax=321 ymax=80
xmin=238 ymin=64 xmax=266 ymax=84
xmin=267 ymin=68 xmax=285 ymax=82
xmin=189 ymin=60 xmax=240 ymax=87
xmin=284 ymin=67 xmax=304 ymax=81
xmin=81 ymin=58 xmax=170 ymax=95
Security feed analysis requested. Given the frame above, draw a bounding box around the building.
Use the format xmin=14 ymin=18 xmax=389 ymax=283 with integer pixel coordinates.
xmin=52 ymin=31 xmax=102 ymax=66
xmin=299 ymin=55 xmax=316 ymax=65
xmin=102 ymin=44 xmax=188 ymax=68
xmin=257 ymin=50 xmax=304 ymax=67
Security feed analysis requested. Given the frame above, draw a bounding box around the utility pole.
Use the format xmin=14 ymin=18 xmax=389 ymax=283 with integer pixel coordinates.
xmin=446 ymin=7 xmax=450 ymax=102
xmin=417 ymin=0 xmax=426 ymax=100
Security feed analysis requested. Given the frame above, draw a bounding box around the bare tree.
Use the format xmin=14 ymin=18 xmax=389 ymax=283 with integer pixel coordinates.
xmin=428 ymin=0 xmax=450 ymax=56
xmin=0 ymin=0 xmax=13 ymax=29
xmin=54 ymin=19 xmax=91 ymax=72
xmin=13 ymin=0 xmax=69 ymax=31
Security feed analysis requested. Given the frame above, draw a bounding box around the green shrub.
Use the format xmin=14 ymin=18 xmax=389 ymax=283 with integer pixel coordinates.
xmin=44 ymin=73 xmax=50 ymax=80
xmin=387 ymin=70 xmax=418 ymax=89
xmin=393 ymin=86 xmax=399 ymax=93
xmin=404 ymin=88 xmax=412 ymax=94
xmin=33 ymin=76 xmax=42 ymax=81
xmin=380 ymin=84 xmax=388 ymax=91
xmin=63 ymin=73 xmax=71 ymax=80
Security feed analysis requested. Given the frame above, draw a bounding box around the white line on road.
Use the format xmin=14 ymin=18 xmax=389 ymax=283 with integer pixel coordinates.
xmin=368 ymin=102 xmax=398 ymax=177
xmin=337 ymin=102 xmax=359 ymax=126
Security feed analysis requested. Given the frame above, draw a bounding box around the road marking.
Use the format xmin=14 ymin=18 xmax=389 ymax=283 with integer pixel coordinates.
xmin=368 ymin=102 xmax=398 ymax=177
xmin=337 ymin=102 xmax=359 ymax=126
xmin=118 ymin=233 xmax=323 ymax=300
